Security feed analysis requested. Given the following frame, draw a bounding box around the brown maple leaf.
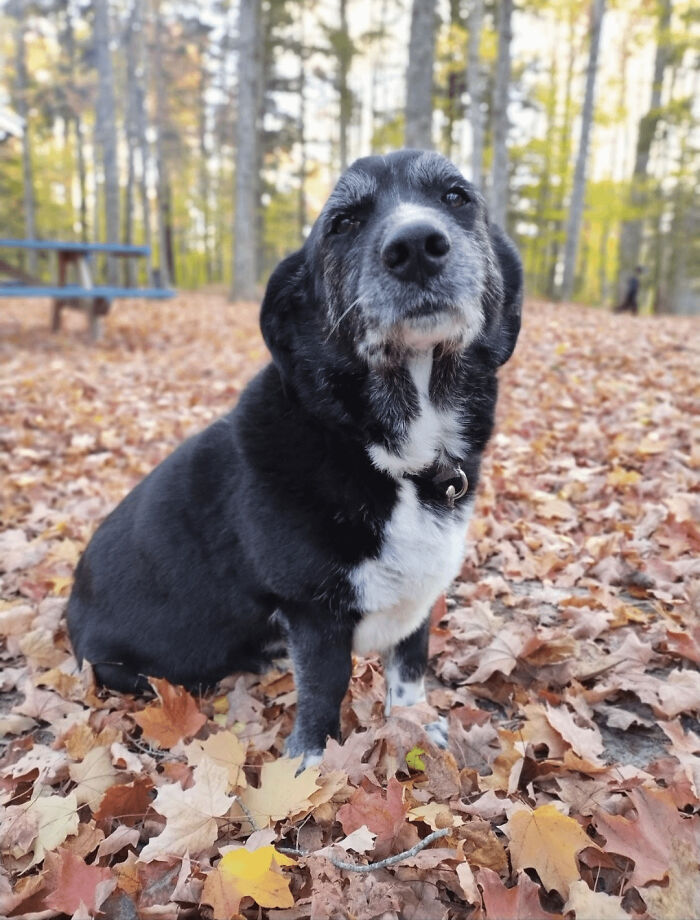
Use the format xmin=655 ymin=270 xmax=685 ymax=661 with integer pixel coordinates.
xmin=593 ymin=785 xmax=698 ymax=886
xmin=132 ymin=676 xmax=207 ymax=748
xmin=44 ymin=848 xmax=114 ymax=915
xmin=478 ymin=867 xmax=563 ymax=920
xmin=337 ymin=776 xmax=407 ymax=859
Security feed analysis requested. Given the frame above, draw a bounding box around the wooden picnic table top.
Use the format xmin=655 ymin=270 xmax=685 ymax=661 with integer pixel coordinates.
xmin=0 ymin=238 xmax=150 ymax=257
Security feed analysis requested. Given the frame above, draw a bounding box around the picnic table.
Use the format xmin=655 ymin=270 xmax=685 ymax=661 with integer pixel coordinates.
xmin=0 ymin=239 xmax=175 ymax=341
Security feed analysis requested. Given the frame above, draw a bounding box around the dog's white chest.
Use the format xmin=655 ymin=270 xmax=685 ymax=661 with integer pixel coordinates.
xmin=368 ymin=353 xmax=466 ymax=477
xmin=350 ymin=481 xmax=472 ymax=655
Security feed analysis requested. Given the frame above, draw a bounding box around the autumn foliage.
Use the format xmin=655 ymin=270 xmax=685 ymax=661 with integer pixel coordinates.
xmin=0 ymin=296 xmax=698 ymax=919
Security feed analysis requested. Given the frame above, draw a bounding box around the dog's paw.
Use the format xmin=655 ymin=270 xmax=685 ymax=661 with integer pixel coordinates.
xmin=285 ymin=732 xmax=324 ymax=773
xmin=425 ymin=716 xmax=448 ymax=749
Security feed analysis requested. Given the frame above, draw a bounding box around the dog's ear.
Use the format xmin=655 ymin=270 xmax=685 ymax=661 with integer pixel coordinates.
xmin=485 ymin=223 xmax=523 ymax=366
xmin=260 ymin=248 xmax=309 ymax=386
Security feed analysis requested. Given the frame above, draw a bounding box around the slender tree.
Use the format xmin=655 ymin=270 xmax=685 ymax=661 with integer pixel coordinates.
xmin=404 ymin=0 xmax=437 ymax=149
xmin=466 ymin=0 xmax=484 ymax=190
xmin=232 ymin=0 xmax=262 ymax=300
xmin=13 ymin=10 xmax=37 ymax=273
xmin=93 ymin=0 xmax=120 ymax=283
xmin=490 ymin=0 xmax=513 ymax=228
xmin=560 ymin=0 xmax=606 ymax=301
xmin=152 ymin=0 xmax=174 ymax=286
xmin=617 ymin=0 xmax=672 ymax=301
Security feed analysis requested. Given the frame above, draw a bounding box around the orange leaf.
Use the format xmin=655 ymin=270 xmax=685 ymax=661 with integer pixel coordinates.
xmin=133 ymin=677 xmax=207 ymax=748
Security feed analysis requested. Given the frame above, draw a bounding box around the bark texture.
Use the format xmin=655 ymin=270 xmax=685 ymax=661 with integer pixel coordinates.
xmin=232 ymin=0 xmax=262 ymax=300
xmin=560 ymin=0 xmax=606 ymax=301
xmin=466 ymin=0 xmax=485 ymax=190
xmin=617 ymin=0 xmax=672 ymax=298
xmin=490 ymin=0 xmax=513 ymax=228
xmin=13 ymin=14 xmax=37 ymax=274
xmin=94 ymin=0 xmax=120 ymax=284
xmin=404 ymin=0 xmax=437 ymax=149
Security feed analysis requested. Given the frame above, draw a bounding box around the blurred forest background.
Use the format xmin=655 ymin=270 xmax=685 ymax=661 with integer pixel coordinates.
xmin=0 ymin=0 xmax=697 ymax=313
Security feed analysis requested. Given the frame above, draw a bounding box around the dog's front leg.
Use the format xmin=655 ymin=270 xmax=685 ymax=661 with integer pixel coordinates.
xmin=383 ymin=615 xmax=448 ymax=748
xmin=284 ymin=613 xmax=353 ymax=768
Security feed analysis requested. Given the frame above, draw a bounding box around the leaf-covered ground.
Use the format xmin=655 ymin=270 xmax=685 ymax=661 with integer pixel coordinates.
xmin=0 ymin=295 xmax=698 ymax=920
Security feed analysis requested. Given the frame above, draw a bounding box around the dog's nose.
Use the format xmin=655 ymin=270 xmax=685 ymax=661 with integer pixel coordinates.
xmin=381 ymin=221 xmax=450 ymax=283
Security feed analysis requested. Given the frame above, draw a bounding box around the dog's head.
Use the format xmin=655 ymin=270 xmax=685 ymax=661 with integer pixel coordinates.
xmin=261 ymin=150 xmax=522 ymax=395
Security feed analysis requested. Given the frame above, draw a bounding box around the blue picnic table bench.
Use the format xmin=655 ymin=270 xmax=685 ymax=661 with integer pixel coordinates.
xmin=0 ymin=238 xmax=175 ymax=341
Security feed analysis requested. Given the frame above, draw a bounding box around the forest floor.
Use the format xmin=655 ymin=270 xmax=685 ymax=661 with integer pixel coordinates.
xmin=0 ymin=294 xmax=698 ymax=920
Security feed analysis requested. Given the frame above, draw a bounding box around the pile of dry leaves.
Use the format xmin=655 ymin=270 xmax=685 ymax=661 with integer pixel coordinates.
xmin=0 ymin=295 xmax=698 ymax=920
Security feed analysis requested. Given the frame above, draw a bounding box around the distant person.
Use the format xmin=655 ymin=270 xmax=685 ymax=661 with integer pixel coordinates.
xmin=615 ymin=266 xmax=643 ymax=314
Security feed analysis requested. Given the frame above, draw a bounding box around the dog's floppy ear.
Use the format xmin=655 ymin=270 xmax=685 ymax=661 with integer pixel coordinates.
xmin=260 ymin=248 xmax=309 ymax=387
xmin=485 ymin=223 xmax=523 ymax=367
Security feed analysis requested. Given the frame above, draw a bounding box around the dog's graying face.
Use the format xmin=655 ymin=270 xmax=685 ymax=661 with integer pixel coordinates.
xmin=309 ymin=150 xmax=499 ymax=362
xmin=261 ymin=149 xmax=523 ymax=390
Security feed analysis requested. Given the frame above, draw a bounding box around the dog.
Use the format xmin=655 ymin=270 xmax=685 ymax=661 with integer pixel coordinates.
xmin=67 ymin=149 xmax=522 ymax=765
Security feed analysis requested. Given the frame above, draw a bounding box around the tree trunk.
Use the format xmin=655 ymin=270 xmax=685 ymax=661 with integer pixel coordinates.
xmin=559 ymin=0 xmax=606 ymax=301
xmin=94 ymin=0 xmax=120 ymax=285
xmin=13 ymin=14 xmax=37 ymax=275
xmin=74 ymin=116 xmax=88 ymax=242
xmin=466 ymin=0 xmax=484 ymax=189
xmin=617 ymin=0 xmax=672 ymax=298
xmin=297 ymin=2 xmax=308 ymax=239
xmin=490 ymin=0 xmax=513 ymax=228
xmin=132 ymin=1 xmax=153 ymax=283
xmin=123 ymin=4 xmax=139 ymax=285
xmin=404 ymin=0 xmax=437 ymax=149
xmin=231 ymin=0 xmax=262 ymax=300
xmin=152 ymin=0 xmax=173 ymax=286
xmin=198 ymin=59 xmax=212 ymax=283
xmin=338 ymin=0 xmax=352 ymax=171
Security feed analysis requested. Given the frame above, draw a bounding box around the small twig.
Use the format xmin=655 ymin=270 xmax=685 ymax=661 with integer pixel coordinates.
xmin=278 ymin=827 xmax=451 ymax=873
xmin=232 ymin=794 xmax=259 ymax=832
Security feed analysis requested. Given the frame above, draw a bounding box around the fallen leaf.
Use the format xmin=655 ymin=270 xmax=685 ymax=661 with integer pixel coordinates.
xmin=132 ymin=677 xmax=207 ymax=748
xmin=505 ymin=803 xmax=598 ymax=897
xmin=478 ymin=867 xmax=562 ymax=919
xmin=30 ymin=791 xmax=80 ymax=866
xmin=69 ymin=746 xmax=119 ymax=811
xmin=44 ymin=848 xmax=114 ymax=915
xmin=201 ymin=845 xmax=296 ymax=917
xmin=593 ymin=785 xmax=696 ymax=886
xmin=185 ymin=730 xmax=247 ymax=790
xmin=563 ymin=879 xmax=628 ymax=919
xmin=139 ymin=756 xmax=233 ymax=861
xmin=237 ymin=756 xmax=320 ymax=829
xmin=337 ymin=777 xmax=407 ymax=859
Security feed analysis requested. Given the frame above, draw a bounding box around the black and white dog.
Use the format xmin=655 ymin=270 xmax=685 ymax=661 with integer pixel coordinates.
xmin=67 ymin=150 xmax=522 ymax=764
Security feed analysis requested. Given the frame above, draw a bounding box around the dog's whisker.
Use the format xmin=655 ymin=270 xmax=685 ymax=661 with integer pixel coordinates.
xmin=325 ymin=296 xmax=363 ymax=341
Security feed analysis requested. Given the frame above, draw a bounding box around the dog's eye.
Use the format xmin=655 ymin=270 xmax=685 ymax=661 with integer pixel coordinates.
xmin=331 ymin=214 xmax=361 ymax=234
xmin=443 ymin=187 xmax=471 ymax=208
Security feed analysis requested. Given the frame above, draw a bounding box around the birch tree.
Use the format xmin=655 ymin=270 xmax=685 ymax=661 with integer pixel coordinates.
xmin=490 ymin=0 xmax=513 ymax=228
xmin=94 ymin=0 xmax=120 ymax=284
xmin=560 ymin=0 xmax=606 ymax=301
xmin=466 ymin=0 xmax=484 ymax=190
xmin=232 ymin=0 xmax=262 ymax=300
xmin=404 ymin=0 xmax=437 ymax=149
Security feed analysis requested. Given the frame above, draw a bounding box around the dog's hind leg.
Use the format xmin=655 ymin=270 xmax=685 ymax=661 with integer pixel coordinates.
xmin=282 ymin=612 xmax=353 ymax=768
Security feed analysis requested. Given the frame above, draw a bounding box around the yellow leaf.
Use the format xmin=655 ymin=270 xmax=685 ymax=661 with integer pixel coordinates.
xmin=184 ymin=731 xmax=247 ymax=790
xmin=505 ymin=803 xmax=598 ymax=897
xmin=236 ymin=756 xmax=320 ymax=829
xmin=202 ymin=846 xmax=296 ymax=918
xmin=607 ymin=466 xmax=641 ymax=487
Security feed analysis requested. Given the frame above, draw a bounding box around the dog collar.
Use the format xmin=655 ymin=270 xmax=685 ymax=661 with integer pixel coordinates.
xmin=409 ymin=461 xmax=469 ymax=509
